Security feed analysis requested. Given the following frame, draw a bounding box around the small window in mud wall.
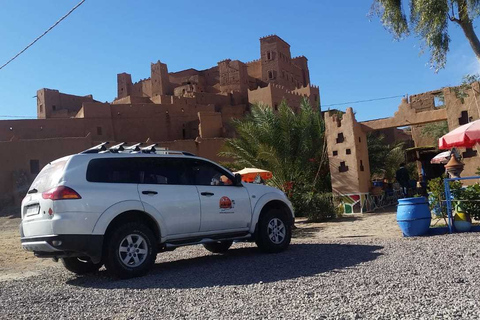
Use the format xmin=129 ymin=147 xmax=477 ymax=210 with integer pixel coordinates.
xmin=346 ymin=149 xmax=351 ymax=155
xmin=459 ymin=111 xmax=473 ymax=125
xmin=39 ymin=104 xmax=43 ymax=113
xmin=268 ymin=70 xmax=276 ymax=80
xmin=336 ymin=133 xmax=344 ymax=143
xmin=274 ymin=104 xmax=278 ymax=111
xmin=333 ymin=150 xmax=338 ymax=156
xmin=434 ymin=94 xmax=444 ymax=108
xmin=52 ymin=105 xmax=56 ymax=111
xmin=360 ymin=160 xmax=365 ymax=172
xmin=30 ymin=160 xmax=40 ymax=175
xmin=97 ymin=126 xmax=103 ymax=135
xmin=339 ymin=161 xmax=349 ymax=173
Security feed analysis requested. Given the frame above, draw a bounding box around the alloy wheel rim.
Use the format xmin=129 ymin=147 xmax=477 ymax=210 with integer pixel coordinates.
xmin=118 ymin=234 xmax=148 ymax=267
xmin=267 ymin=218 xmax=286 ymax=244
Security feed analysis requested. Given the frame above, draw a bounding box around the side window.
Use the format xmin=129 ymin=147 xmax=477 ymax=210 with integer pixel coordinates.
xmin=140 ymin=158 xmax=189 ymax=185
xmin=86 ymin=158 xmax=141 ymax=183
xmin=189 ymin=160 xmax=233 ymax=186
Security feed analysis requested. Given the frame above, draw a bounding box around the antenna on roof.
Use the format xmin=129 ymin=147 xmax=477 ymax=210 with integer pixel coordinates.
xmin=81 ymin=142 xmax=109 ymax=154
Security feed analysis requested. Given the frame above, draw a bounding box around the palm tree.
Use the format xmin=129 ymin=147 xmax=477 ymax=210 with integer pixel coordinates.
xmin=220 ymin=98 xmax=330 ymax=194
xmin=367 ymin=132 xmax=408 ymax=181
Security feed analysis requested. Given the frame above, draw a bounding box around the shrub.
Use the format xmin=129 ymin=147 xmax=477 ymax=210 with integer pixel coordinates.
xmin=452 ymin=183 xmax=480 ymax=220
xmin=290 ymin=188 xmax=336 ymax=222
xmin=427 ymin=176 xmax=465 ymax=217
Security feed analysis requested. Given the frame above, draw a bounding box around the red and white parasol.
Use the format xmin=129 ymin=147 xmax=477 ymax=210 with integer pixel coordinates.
xmin=439 ymin=119 xmax=480 ymax=149
xmin=430 ymin=150 xmax=451 ymax=164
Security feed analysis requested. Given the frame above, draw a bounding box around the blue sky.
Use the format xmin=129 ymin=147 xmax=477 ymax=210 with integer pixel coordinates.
xmin=0 ymin=0 xmax=479 ymax=122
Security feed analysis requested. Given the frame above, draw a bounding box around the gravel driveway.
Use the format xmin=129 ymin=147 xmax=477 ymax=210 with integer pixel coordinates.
xmin=2 ymin=225 xmax=480 ymax=319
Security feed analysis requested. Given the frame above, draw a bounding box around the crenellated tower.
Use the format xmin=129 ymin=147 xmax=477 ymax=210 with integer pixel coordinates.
xmin=218 ymin=59 xmax=249 ymax=95
xmin=117 ymin=73 xmax=132 ymax=99
xmin=151 ymin=60 xmax=171 ymax=96
xmin=259 ymin=35 xmax=309 ymax=90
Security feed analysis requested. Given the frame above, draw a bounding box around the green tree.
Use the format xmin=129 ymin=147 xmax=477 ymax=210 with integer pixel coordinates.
xmin=367 ymin=133 xmax=391 ymax=177
xmin=220 ymin=99 xmax=334 ymax=220
xmin=372 ymin=0 xmax=480 ymax=71
xmin=421 ymin=121 xmax=449 ymax=141
xmin=367 ymin=132 xmax=408 ymax=181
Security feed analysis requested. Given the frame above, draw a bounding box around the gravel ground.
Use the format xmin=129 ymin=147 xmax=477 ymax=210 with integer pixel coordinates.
xmin=1 ymin=232 xmax=480 ymax=319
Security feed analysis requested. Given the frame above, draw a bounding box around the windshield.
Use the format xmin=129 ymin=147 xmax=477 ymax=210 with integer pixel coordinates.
xmin=29 ymin=159 xmax=68 ymax=193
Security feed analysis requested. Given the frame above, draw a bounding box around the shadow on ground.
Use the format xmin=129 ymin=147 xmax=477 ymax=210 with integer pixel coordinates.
xmin=67 ymin=243 xmax=383 ymax=290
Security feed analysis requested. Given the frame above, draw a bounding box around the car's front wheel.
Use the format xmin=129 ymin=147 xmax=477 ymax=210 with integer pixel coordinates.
xmin=104 ymin=222 xmax=157 ymax=279
xmin=256 ymin=208 xmax=291 ymax=253
xmin=61 ymin=257 xmax=102 ymax=275
xmin=203 ymin=240 xmax=233 ymax=253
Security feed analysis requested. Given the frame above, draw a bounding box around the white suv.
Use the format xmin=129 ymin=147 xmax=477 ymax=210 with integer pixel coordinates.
xmin=20 ymin=143 xmax=294 ymax=278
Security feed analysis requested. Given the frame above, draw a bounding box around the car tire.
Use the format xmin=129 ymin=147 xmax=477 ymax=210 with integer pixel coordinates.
xmin=256 ymin=208 xmax=291 ymax=253
xmin=104 ymin=222 xmax=157 ymax=279
xmin=203 ymin=240 xmax=233 ymax=253
xmin=61 ymin=257 xmax=102 ymax=275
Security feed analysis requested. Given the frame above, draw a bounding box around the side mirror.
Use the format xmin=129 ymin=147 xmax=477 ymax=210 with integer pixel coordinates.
xmin=234 ymin=173 xmax=243 ymax=186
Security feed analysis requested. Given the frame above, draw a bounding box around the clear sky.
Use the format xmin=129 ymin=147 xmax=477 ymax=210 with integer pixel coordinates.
xmin=0 ymin=0 xmax=479 ymax=122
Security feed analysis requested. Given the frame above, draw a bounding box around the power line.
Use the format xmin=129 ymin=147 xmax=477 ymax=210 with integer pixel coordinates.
xmin=0 ymin=115 xmax=37 ymax=119
xmin=0 ymin=0 xmax=86 ymax=71
xmin=322 ymin=94 xmax=406 ymax=107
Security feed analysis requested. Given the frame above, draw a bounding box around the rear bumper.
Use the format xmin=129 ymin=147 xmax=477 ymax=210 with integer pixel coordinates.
xmin=21 ymin=234 xmax=104 ymax=264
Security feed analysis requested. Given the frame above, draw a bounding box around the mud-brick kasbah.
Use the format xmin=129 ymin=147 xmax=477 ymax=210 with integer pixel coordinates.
xmin=2 ymin=34 xmax=480 ymax=207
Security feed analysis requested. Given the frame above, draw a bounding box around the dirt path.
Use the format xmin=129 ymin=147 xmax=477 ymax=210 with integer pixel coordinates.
xmin=294 ymin=207 xmax=402 ymax=240
xmin=0 ymin=215 xmax=57 ymax=281
xmin=0 ymin=208 xmax=401 ymax=280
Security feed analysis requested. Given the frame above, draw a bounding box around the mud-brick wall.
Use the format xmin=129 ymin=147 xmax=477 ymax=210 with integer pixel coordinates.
xmin=0 ymin=135 xmax=92 ymax=206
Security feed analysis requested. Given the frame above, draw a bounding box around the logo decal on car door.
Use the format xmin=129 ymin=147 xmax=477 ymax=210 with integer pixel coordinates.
xmin=220 ymin=196 xmax=233 ymax=209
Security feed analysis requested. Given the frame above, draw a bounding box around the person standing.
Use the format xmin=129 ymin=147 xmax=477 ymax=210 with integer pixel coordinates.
xmin=395 ymin=163 xmax=410 ymax=197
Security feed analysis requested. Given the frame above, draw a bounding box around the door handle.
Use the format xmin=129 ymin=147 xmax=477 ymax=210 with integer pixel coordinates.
xmin=142 ymin=190 xmax=158 ymax=195
xmin=201 ymin=192 xmax=214 ymax=197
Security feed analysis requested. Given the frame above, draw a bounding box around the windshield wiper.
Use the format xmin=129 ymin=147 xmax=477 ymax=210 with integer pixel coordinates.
xmin=27 ymin=188 xmax=38 ymax=194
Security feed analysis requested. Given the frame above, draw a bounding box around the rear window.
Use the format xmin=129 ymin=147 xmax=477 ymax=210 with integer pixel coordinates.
xmin=30 ymin=159 xmax=68 ymax=192
xmin=87 ymin=158 xmax=142 ymax=184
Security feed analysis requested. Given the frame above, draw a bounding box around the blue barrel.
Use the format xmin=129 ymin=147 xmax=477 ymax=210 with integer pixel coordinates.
xmin=397 ymin=197 xmax=431 ymax=237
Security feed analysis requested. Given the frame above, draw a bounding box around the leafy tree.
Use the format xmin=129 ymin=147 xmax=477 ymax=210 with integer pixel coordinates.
xmin=367 ymin=133 xmax=391 ymax=177
xmin=372 ymin=0 xmax=480 ymax=71
xmin=220 ymin=99 xmax=334 ymax=220
xmin=453 ymin=73 xmax=480 ymax=101
xmin=421 ymin=121 xmax=449 ymax=141
xmin=367 ymin=132 xmax=410 ymax=181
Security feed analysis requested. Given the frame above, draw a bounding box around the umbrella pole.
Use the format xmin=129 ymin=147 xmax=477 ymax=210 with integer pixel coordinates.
xmin=444 ymin=178 xmax=454 ymax=234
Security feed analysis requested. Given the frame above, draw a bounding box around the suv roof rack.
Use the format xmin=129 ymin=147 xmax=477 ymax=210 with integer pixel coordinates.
xmin=80 ymin=142 xmax=196 ymax=156
xmin=82 ymin=142 xmax=109 ymax=154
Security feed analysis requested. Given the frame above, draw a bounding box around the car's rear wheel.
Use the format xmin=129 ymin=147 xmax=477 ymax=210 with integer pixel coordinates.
xmin=61 ymin=257 xmax=102 ymax=275
xmin=203 ymin=240 xmax=233 ymax=253
xmin=256 ymin=208 xmax=291 ymax=253
xmin=104 ymin=222 xmax=157 ymax=279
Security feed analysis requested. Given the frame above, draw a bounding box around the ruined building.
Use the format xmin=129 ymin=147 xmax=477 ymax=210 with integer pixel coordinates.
xmin=326 ymin=83 xmax=480 ymax=203
xmin=0 ymin=35 xmax=320 ymax=206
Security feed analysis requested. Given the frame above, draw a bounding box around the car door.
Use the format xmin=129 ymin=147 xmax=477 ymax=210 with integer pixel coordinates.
xmin=187 ymin=159 xmax=251 ymax=232
xmin=137 ymin=157 xmax=201 ymax=236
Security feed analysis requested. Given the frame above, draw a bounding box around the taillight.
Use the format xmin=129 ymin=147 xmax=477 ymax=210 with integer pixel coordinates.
xmin=42 ymin=186 xmax=82 ymax=200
